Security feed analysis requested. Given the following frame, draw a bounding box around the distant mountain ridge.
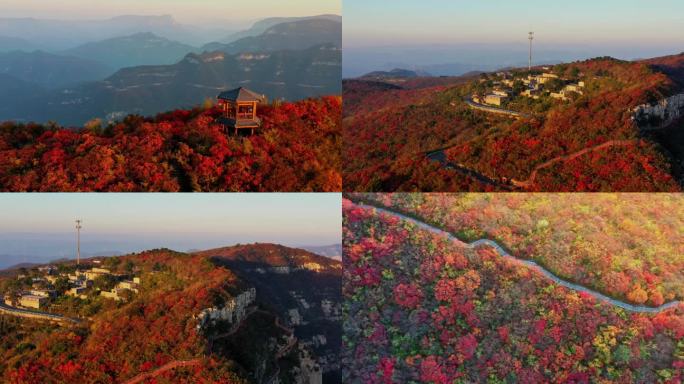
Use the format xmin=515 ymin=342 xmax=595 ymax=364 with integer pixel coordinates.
xmin=0 ymin=50 xmax=112 ymax=88
xmin=299 ymin=244 xmax=342 ymax=260
xmin=202 ymin=18 xmax=341 ymax=54
xmin=0 ymin=15 xmax=199 ymax=49
xmin=63 ymin=32 xmax=197 ymax=70
xmin=1 ymin=44 xmax=341 ymax=125
xmin=219 ymin=14 xmax=342 ymax=44
xmin=0 ymin=35 xmax=36 ymax=52
xmin=360 ymin=68 xmax=431 ymax=80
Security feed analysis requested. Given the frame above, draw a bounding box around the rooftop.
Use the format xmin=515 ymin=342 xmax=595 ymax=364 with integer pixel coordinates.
xmin=218 ymin=87 xmax=264 ymax=103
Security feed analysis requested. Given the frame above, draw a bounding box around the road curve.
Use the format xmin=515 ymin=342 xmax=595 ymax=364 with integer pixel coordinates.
xmin=353 ymin=202 xmax=682 ymax=314
xmin=0 ymin=302 xmax=80 ymax=324
xmin=425 ymin=150 xmax=513 ymax=190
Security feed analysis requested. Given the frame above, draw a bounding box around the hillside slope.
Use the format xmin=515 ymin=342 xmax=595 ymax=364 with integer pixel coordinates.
xmin=343 ymin=55 xmax=684 ymax=191
xmin=198 ymin=243 xmax=343 ymax=381
xmin=343 ymin=197 xmax=684 ymax=383
xmin=0 ymin=243 xmax=341 ymax=383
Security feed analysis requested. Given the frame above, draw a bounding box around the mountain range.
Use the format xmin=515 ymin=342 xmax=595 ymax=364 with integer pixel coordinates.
xmin=1 ymin=44 xmax=340 ymax=126
xmin=202 ymin=18 xmax=342 ymax=54
xmin=63 ymin=32 xmax=197 ymax=70
xmin=0 ymin=50 xmax=112 ymax=88
xmin=0 ymin=15 xmax=230 ymax=49
xmin=0 ymin=14 xmax=341 ymax=125
xmin=217 ymin=14 xmax=342 ymax=44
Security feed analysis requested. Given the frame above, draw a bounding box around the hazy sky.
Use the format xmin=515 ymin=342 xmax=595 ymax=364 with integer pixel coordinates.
xmin=0 ymin=194 xmax=341 ymax=263
xmin=345 ymin=0 xmax=684 ymax=48
xmin=0 ymin=0 xmax=340 ymax=24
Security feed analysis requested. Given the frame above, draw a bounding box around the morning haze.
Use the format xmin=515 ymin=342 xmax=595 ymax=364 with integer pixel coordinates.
xmin=0 ymin=194 xmax=342 ymax=269
xmin=0 ymin=0 xmax=340 ymax=24
xmin=344 ymin=0 xmax=684 ymax=77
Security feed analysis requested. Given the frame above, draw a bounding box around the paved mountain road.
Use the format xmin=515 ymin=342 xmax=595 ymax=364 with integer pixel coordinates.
xmin=353 ymin=202 xmax=682 ymax=314
xmin=0 ymin=302 xmax=80 ymax=324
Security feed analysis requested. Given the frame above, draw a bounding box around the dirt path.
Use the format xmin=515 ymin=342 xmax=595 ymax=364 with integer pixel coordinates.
xmin=352 ymin=201 xmax=682 ymax=314
xmin=122 ymin=359 xmax=202 ymax=384
xmin=427 ymin=139 xmax=640 ymax=190
xmin=510 ymin=139 xmax=637 ymax=188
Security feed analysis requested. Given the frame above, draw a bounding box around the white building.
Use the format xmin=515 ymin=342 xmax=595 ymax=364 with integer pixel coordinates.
xmin=484 ymin=94 xmax=507 ymax=106
xmin=19 ymin=295 xmax=47 ymax=309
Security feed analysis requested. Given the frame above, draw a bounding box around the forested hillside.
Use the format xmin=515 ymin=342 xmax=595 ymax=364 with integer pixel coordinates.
xmin=343 ymin=55 xmax=684 ymax=192
xmin=342 ymin=196 xmax=684 ymax=383
xmin=0 ymin=97 xmax=341 ymax=192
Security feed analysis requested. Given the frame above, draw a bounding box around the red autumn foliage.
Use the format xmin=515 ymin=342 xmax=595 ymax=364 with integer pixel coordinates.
xmin=343 ymin=197 xmax=684 ymax=383
xmin=0 ymin=97 xmax=341 ymax=192
xmin=343 ymin=56 xmax=683 ymax=191
xmin=0 ymin=249 xmax=250 ymax=383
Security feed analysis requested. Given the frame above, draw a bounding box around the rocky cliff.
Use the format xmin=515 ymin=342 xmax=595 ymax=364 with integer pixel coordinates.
xmin=632 ymin=93 xmax=684 ymax=129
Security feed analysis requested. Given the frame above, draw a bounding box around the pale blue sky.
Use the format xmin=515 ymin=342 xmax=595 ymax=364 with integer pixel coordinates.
xmin=0 ymin=194 xmax=341 ymax=265
xmin=0 ymin=193 xmax=340 ymax=238
xmin=345 ymin=0 xmax=684 ymax=48
xmin=0 ymin=0 xmax=341 ymax=24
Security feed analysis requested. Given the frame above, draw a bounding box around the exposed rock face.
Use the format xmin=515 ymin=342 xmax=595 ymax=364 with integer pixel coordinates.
xmin=632 ymin=93 xmax=684 ymax=129
xmin=292 ymin=345 xmax=323 ymax=384
xmin=196 ymin=288 xmax=256 ymax=329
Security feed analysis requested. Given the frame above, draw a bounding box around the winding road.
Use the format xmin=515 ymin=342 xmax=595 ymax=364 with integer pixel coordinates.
xmin=426 ymin=150 xmax=513 ymax=190
xmin=353 ymin=201 xmax=682 ymax=314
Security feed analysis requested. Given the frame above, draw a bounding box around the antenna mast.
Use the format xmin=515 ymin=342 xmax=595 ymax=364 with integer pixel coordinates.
xmin=528 ymin=32 xmax=534 ymax=72
xmin=75 ymin=219 xmax=82 ymax=265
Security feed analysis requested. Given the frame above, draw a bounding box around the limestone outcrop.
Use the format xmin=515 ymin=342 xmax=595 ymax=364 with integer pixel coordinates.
xmin=632 ymin=93 xmax=684 ymax=129
xmin=196 ymin=288 xmax=256 ymax=329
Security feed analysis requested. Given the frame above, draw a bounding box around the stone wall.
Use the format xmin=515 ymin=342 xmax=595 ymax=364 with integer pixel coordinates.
xmin=632 ymin=93 xmax=684 ymax=129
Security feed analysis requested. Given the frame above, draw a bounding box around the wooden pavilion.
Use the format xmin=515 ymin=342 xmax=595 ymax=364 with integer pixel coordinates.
xmin=216 ymin=87 xmax=265 ymax=135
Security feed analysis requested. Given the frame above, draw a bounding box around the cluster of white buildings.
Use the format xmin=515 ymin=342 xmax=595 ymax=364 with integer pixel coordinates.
xmin=5 ymin=265 xmax=142 ymax=310
xmin=474 ymin=70 xmax=586 ymax=107
xmin=196 ymin=288 xmax=257 ymax=329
